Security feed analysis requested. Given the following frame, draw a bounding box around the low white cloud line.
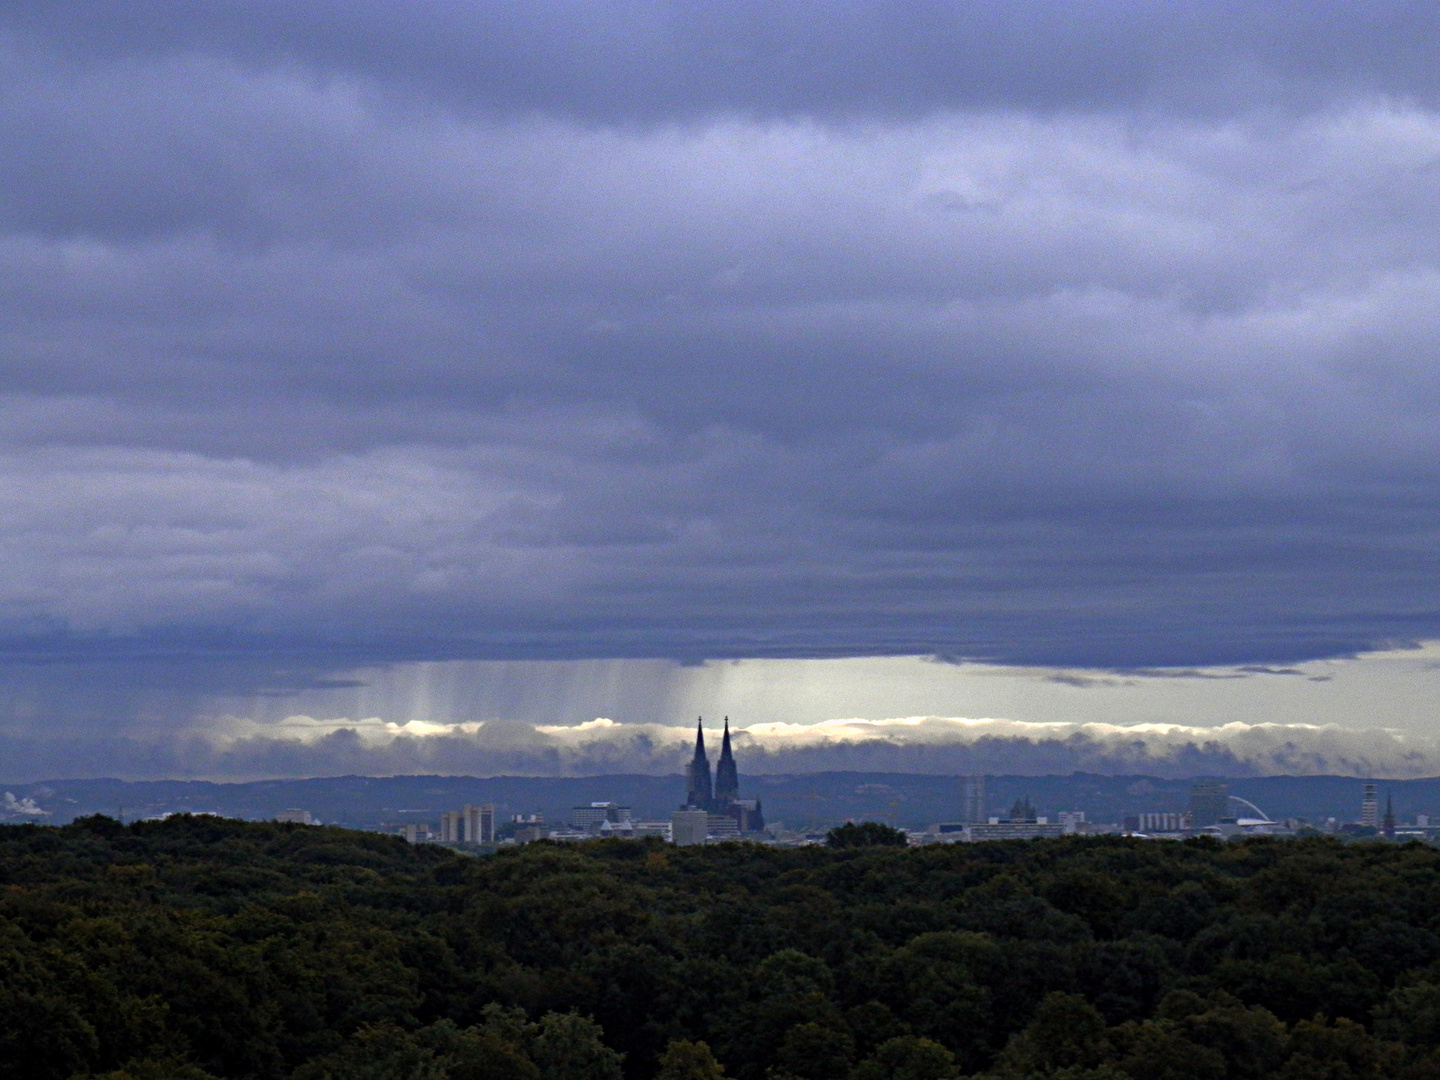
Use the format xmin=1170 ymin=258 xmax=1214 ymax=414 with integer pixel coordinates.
xmin=125 ymin=712 xmax=1440 ymax=783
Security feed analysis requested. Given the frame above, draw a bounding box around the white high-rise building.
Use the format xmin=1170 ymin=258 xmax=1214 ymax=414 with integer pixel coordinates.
xmin=1360 ymin=782 xmax=1379 ymax=828
xmin=463 ymin=803 xmax=496 ymax=843
xmin=671 ymin=809 xmax=709 ymax=845
xmin=960 ymin=775 xmax=986 ymax=824
xmin=440 ymin=810 xmax=462 ymax=843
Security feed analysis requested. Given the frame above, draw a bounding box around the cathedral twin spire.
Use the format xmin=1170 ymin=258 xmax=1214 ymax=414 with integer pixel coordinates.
xmin=686 ymin=717 xmax=712 ymax=809
xmin=686 ymin=716 xmax=737 ymax=811
xmin=714 ymin=718 xmax=739 ymax=804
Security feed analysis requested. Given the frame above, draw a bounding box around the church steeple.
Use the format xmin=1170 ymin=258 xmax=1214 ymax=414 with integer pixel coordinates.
xmin=686 ymin=717 xmax=713 ymax=809
xmin=714 ymin=717 xmax=739 ymax=805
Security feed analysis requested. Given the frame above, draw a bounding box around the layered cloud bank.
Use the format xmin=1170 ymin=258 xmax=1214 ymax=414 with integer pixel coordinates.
xmin=3 ymin=6 xmax=1440 ymax=771
xmin=0 ymin=649 xmax=1434 ymax=782
xmin=0 ymin=4 xmax=1439 ymax=676
xmin=11 ymin=713 xmax=1436 ymax=783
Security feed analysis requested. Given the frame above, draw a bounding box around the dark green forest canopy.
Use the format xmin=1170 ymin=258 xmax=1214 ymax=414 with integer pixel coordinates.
xmin=4 ymin=816 xmax=1440 ymax=1080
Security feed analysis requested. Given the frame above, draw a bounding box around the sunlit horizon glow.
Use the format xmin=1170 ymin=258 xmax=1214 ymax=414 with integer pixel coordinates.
xmin=39 ymin=643 xmax=1420 ymax=783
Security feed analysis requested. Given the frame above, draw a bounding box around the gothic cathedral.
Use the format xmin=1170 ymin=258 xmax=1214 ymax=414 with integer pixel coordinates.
xmin=682 ymin=717 xmax=764 ymax=832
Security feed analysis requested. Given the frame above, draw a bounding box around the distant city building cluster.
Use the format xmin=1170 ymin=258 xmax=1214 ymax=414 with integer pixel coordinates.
xmin=386 ymin=718 xmax=769 ymax=847
xmin=906 ymin=775 xmax=1424 ymax=846
xmin=552 ymin=802 xmax=671 ymax=841
xmin=389 ymin=802 xmax=496 ymax=845
xmin=439 ymin=803 xmax=496 ymax=844
xmin=367 ymin=749 xmax=1424 ymax=850
xmin=914 ymin=781 xmax=1073 ymax=842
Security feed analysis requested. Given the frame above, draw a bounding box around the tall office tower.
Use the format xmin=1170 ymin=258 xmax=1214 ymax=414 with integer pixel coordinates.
xmin=1361 ymin=782 xmax=1379 ymax=828
xmin=1188 ymin=780 xmax=1231 ymax=827
xmin=439 ymin=810 xmax=462 ymax=843
xmin=1383 ymin=793 xmax=1396 ymax=839
xmin=714 ymin=718 xmax=739 ymax=805
xmin=960 ymin=775 xmax=986 ymax=823
xmin=686 ymin=718 xmax=713 ymax=809
xmin=462 ymin=803 xmax=496 ymax=843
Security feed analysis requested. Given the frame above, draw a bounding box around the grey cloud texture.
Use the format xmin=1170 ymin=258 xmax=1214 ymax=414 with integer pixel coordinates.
xmin=2 ymin=3 xmax=1440 ymax=775
xmin=4 ymin=713 xmax=1438 ymax=784
xmin=11 ymin=2 xmax=1440 ymax=121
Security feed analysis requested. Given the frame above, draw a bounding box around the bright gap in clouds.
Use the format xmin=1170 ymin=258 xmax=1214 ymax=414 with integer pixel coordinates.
xmin=58 ymin=643 xmax=1429 ymax=782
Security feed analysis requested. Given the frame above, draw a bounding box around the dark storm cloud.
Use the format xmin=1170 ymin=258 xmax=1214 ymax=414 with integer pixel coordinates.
xmin=0 ymin=0 xmax=1438 ymax=748
xmin=8 ymin=1 xmax=1440 ymax=120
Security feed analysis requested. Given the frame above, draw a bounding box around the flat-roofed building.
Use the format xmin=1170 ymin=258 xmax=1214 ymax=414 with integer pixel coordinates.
xmin=960 ymin=775 xmax=986 ymax=824
xmin=1189 ymin=780 xmax=1231 ymax=827
xmin=1360 ymin=782 xmax=1379 ymax=828
xmin=463 ymin=803 xmax=495 ymax=843
xmin=707 ymin=813 xmax=740 ymax=839
xmin=439 ymin=810 xmax=462 ymax=843
xmin=1139 ymin=812 xmax=1187 ymax=833
xmin=671 ymin=809 xmax=709 ymax=846
xmin=571 ymin=802 xmax=632 ymax=831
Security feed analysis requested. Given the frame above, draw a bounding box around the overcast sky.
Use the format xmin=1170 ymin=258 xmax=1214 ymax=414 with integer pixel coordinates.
xmin=4 ymin=3 xmax=1440 ymax=778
